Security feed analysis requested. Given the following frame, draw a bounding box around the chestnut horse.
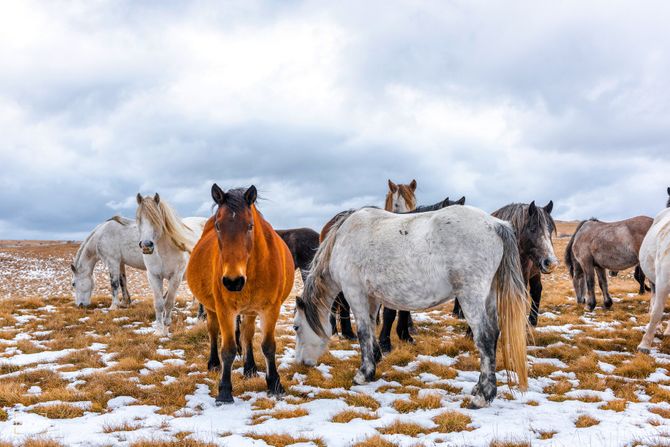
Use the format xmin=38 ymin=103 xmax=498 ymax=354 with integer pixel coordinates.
xmin=186 ymin=185 xmax=294 ymax=404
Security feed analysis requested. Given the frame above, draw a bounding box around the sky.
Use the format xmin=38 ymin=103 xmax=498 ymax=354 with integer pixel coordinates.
xmin=1 ymin=0 xmax=669 ymax=240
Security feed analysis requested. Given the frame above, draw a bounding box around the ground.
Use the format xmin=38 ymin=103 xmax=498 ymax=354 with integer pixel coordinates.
xmin=1 ymin=224 xmax=670 ymax=447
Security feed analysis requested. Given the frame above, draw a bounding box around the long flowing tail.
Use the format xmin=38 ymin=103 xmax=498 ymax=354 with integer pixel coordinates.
xmin=301 ymin=210 xmax=356 ymax=337
xmin=564 ymin=219 xmax=589 ymax=278
xmin=494 ymin=223 xmax=529 ymax=391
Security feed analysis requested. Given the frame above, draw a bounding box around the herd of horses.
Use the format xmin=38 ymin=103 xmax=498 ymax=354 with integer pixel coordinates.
xmin=69 ymin=181 xmax=670 ymax=408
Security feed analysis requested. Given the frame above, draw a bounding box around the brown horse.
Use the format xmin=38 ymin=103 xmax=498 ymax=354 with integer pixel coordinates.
xmin=186 ymin=185 xmax=294 ymax=404
xmin=565 ymin=216 xmax=653 ymax=311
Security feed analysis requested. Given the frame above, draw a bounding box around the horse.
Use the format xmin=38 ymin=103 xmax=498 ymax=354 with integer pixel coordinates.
xmin=275 ymin=228 xmax=319 ymax=282
xmin=294 ymin=205 xmax=528 ymax=409
xmin=327 ymin=179 xmax=418 ymax=340
xmin=136 ymin=193 xmax=207 ymax=336
xmin=637 ymin=187 xmax=670 ymax=353
xmin=564 ymin=215 xmax=653 ymax=311
xmin=186 ymin=185 xmax=294 ymax=404
xmin=453 ymin=201 xmax=558 ymax=326
xmin=70 ymin=216 xmax=146 ymax=309
xmin=608 ymin=266 xmax=650 ymax=295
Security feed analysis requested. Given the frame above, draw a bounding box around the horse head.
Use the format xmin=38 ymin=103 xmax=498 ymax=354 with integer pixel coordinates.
xmin=211 ymin=184 xmax=258 ymax=292
xmin=522 ymin=201 xmax=559 ymax=274
xmin=385 ymin=179 xmax=417 ymax=212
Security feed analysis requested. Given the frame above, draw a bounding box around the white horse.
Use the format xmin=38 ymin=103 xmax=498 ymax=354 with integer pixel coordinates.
xmin=136 ymin=193 xmax=207 ymax=336
xmin=294 ymin=205 xmax=529 ymax=409
xmin=637 ymin=188 xmax=670 ymax=353
xmin=71 ymin=216 xmax=146 ymax=308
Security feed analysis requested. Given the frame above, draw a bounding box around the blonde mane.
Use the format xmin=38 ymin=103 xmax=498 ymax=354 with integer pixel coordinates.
xmin=137 ymin=197 xmax=194 ymax=253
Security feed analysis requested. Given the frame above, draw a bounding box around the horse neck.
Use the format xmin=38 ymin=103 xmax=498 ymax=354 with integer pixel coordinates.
xmin=75 ymin=231 xmax=100 ymax=274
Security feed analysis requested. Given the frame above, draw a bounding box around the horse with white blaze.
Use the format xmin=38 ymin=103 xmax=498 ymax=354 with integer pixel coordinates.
xmin=294 ymin=205 xmax=528 ymax=408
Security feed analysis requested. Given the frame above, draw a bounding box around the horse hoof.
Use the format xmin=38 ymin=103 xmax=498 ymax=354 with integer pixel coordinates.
xmin=215 ymin=396 xmax=234 ymax=406
xmin=379 ymin=340 xmax=392 ymax=354
xmin=268 ymin=383 xmax=285 ymax=396
xmin=244 ymin=368 xmax=258 ymax=378
xmin=637 ymin=346 xmax=651 ymax=354
xmin=467 ymin=395 xmax=489 ymax=409
xmin=604 ymin=302 xmax=613 ymax=310
xmin=353 ymin=371 xmax=369 ymax=385
xmin=341 ymin=331 xmax=357 ymax=341
xmin=109 ymin=304 xmax=119 ymax=311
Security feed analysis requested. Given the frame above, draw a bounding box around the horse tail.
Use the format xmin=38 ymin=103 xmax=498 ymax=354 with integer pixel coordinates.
xmin=302 ymin=210 xmax=356 ymax=337
xmin=564 ymin=219 xmax=588 ymax=278
xmin=494 ymin=222 xmax=529 ymax=391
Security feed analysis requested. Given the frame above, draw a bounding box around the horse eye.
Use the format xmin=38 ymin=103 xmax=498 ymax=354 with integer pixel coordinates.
xmin=214 ymin=221 xmax=220 ymax=232
xmin=293 ymin=325 xmax=299 ymax=332
xmin=248 ymin=223 xmax=253 ymax=231
xmin=72 ymin=282 xmax=75 ymax=288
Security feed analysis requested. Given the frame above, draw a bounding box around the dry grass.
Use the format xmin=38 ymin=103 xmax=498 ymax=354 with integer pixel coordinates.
xmin=614 ymin=353 xmax=656 ymax=378
xmin=342 ymin=393 xmax=381 ymax=410
xmin=377 ymin=419 xmax=428 ymax=436
xmin=490 ymin=440 xmax=531 ymax=447
xmin=246 ymin=433 xmax=324 ymax=447
xmin=102 ymin=421 xmax=141 ymax=433
xmin=351 ymin=435 xmax=396 ymax=447
xmin=600 ymin=399 xmax=628 ymax=412
xmin=130 ymin=440 xmax=217 ymax=447
xmin=649 ymin=407 xmax=670 ymax=419
xmin=392 ymin=393 xmax=442 ymax=413
xmin=331 ymin=409 xmax=378 ymax=423
xmin=575 ymin=415 xmax=600 ymax=428
xmin=432 ymin=410 xmax=472 ymax=432
xmin=29 ymin=403 xmax=85 ymax=419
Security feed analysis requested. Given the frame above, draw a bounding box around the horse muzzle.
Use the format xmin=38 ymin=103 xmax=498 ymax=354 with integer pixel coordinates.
xmin=139 ymin=240 xmax=155 ymax=255
xmin=540 ymin=258 xmax=559 ymax=274
xmin=222 ymin=276 xmax=246 ymax=292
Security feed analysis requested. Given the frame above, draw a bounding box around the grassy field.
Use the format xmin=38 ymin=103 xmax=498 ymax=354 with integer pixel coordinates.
xmin=1 ymin=223 xmax=670 ymax=446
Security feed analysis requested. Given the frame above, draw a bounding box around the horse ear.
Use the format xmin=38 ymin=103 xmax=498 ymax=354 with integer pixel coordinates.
xmin=388 ymin=180 xmax=398 ymax=193
xmin=544 ymin=200 xmax=554 ymax=214
xmin=667 ymin=187 xmax=670 ymax=197
xmin=409 ymin=179 xmax=417 ymax=191
xmin=70 ymin=263 xmax=76 ymax=273
xmin=244 ymin=185 xmax=257 ymax=206
xmin=153 ymin=193 xmax=160 ymax=204
xmin=528 ymin=201 xmax=537 ymax=215
xmin=211 ymin=183 xmax=226 ymax=205
xmin=457 ymin=196 xmax=466 ymax=205
xmin=136 ymin=193 xmax=142 ymax=205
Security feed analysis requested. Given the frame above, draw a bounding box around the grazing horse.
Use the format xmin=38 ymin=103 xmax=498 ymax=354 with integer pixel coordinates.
xmin=70 ymin=216 xmax=145 ymax=309
xmin=186 ymin=185 xmax=294 ymax=404
xmin=294 ymin=205 xmax=528 ymax=408
xmin=453 ymin=201 xmax=558 ymax=326
xmin=637 ymin=187 xmax=670 ymax=353
xmin=565 ymin=215 xmax=653 ymax=311
xmin=136 ymin=194 xmax=207 ymax=336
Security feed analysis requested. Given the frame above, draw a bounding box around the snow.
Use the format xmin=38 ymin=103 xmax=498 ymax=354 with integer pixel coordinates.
xmin=0 ymin=348 xmax=75 ymax=366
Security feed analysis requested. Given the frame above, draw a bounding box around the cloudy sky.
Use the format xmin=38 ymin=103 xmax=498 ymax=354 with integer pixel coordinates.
xmin=1 ymin=1 xmax=669 ymax=239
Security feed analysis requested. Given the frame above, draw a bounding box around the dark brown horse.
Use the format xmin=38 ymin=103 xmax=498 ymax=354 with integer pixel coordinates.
xmin=275 ymin=228 xmax=319 ymax=282
xmin=453 ymin=201 xmax=558 ymax=326
xmin=565 ymin=216 xmax=653 ymax=311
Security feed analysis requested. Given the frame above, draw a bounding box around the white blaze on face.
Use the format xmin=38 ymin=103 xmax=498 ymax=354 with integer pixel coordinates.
xmin=541 ymin=226 xmax=559 ymax=272
xmin=293 ymin=306 xmax=329 ymax=366
xmin=392 ymin=192 xmax=410 ymax=213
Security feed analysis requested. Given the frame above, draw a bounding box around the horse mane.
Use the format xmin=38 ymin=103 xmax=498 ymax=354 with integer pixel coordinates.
xmin=385 ymin=183 xmax=417 ymax=211
xmin=492 ymin=203 xmax=556 ymax=237
xmin=107 ymin=215 xmax=133 ymax=226
xmin=137 ymin=197 xmax=194 ymax=253
xmin=301 ymin=210 xmax=355 ymax=337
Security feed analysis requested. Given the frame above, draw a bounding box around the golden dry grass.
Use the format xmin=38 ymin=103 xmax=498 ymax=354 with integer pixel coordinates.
xmin=575 ymin=415 xmax=600 ymax=428
xmin=331 ymin=409 xmax=378 ymax=423
xmin=29 ymin=403 xmax=85 ymax=419
xmin=432 ymin=410 xmax=472 ymax=432
xmin=392 ymin=393 xmax=442 ymax=413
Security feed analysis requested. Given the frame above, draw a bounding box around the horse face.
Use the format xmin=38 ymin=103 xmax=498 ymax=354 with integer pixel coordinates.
xmin=136 ymin=193 xmax=161 ymax=255
xmin=522 ymin=201 xmax=559 ymax=274
xmin=293 ymin=300 xmax=330 ymax=366
xmin=71 ymin=266 xmax=94 ymax=307
xmin=137 ymin=215 xmax=158 ymax=255
xmin=212 ymin=184 xmax=257 ymax=292
xmin=386 ymin=179 xmax=417 ymax=213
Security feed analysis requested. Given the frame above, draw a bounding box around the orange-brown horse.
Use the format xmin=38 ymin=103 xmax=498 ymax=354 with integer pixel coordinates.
xmin=186 ymin=184 xmax=294 ymax=404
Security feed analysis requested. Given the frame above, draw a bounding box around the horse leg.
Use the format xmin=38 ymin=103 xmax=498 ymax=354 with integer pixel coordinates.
xmin=572 ymin=262 xmax=586 ymax=304
xmin=120 ymin=264 xmax=131 ymax=307
xmin=528 ymin=274 xmax=542 ymax=327
xmin=452 ymin=298 xmax=464 ymax=319
xmin=638 ymin=280 xmax=668 ymax=353
xmin=259 ymin=307 xmax=284 ymax=396
xmin=160 ymin=273 xmax=182 ymax=337
xmin=330 ymin=294 xmax=341 ymax=337
xmin=240 ymin=314 xmax=258 ymax=378
xmin=407 ymin=312 xmax=416 ymax=335
xmin=338 ymin=294 xmax=357 ymax=340
xmin=234 ymin=315 xmax=242 ymax=355
xmin=458 ymin=290 xmax=499 ymax=409
xmin=396 ymin=311 xmax=414 ymax=343
xmin=347 ymin=292 xmax=376 ymax=385
xmin=634 ymin=265 xmax=649 ymax=294
xmin=596 ymin=266 xmax=613 ymax=309
xmin=215 ymin=310 xmax=237 ymax=405
xmin=147 ymin=272 xmax=166 ymax=336
xmin=583 ymin=261 xmax=598 ymax=311
xmin=206 ymin=309 xmax=221 ymax=371
xmin=197 ymin=304 xmax=206 ymax=321
xmin=108 ymin=264 xmax=122 ymax=310
xmin=379 ymin=307 xmax=396 ymax=353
